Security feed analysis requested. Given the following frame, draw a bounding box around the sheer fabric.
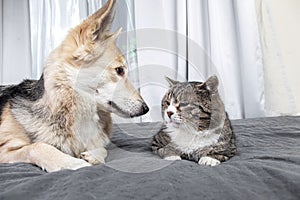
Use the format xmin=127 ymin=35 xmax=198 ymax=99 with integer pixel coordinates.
xmin=135 ymin=0 xmax=264 ymax=120
xmin=1 ymin=0 xmax=299 ymax=120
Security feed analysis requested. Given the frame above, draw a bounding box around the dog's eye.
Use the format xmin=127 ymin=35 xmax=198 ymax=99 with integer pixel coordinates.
xmin=116 ymin=67 xmax=125 ymax=76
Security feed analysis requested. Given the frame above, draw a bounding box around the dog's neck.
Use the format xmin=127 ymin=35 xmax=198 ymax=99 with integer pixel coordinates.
xmin=40 ymin=62 xmax=112 ymax=149
xmin=41 ymin=61 xmax=105 ymax=121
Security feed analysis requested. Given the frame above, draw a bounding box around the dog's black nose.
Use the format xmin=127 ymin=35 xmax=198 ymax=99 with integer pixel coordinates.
xmin=141 ymin=102 xmax=149 ymax=115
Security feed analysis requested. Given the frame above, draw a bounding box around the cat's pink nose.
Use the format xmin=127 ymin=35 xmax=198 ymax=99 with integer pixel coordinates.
xmin=167 ymin=111 xmax=174 ymax=118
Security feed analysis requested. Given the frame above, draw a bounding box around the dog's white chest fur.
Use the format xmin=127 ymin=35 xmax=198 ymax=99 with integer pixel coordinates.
xmin=72 ymin=98 xmax=109 ymax=153
xmin=76 ymin=114 xmax=101 ymax=146
xmin=167 ymin=126 xmax=220 ymax=154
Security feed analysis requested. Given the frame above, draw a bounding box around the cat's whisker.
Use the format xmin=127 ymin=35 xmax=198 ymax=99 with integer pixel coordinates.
xmin=181 ymin=117 xmax=198 ymax=130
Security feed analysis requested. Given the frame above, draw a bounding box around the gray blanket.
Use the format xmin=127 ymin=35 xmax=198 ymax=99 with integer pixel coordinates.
xmin=0 ymin=116 xmax=300 ymax=200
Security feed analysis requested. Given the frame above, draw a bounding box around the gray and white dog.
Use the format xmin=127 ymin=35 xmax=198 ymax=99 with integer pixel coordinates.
xmin=0 ymin=0 xmax=148 ymax=172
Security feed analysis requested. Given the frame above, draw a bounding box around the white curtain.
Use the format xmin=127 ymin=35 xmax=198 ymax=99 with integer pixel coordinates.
xmin=134 ymin=0 xmax=265 ymax=121
xmin=0 ymin=0 xmax=266 ymax=120
xmin=1 ymin=0 xmax=299 ymax=121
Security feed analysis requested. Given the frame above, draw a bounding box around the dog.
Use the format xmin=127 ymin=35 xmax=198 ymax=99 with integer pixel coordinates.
xmin=0 ymin=0 xmax=149 ymax=172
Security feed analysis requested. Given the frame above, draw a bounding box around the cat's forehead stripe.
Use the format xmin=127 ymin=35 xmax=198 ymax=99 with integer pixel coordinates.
xmin=173 ymin=84 xmax=192 ymax=97
xmin=167 ymin=82 xmax=209 ymax=104
xmin=172 ymin=85 xmax=185 ymax=97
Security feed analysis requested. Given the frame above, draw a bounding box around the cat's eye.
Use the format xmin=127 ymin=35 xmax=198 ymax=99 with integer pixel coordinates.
xmin=116 ymin=67 xmax=125 ymax=76
xmin=179 ymin=103 xmax=189 ymax=107
xmin=166 ymin=101 xmax=170 ymax=106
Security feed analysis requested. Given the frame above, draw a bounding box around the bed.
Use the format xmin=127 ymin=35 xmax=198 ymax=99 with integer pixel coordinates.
xmin=0 ymin=116 xmax=300 ymax=200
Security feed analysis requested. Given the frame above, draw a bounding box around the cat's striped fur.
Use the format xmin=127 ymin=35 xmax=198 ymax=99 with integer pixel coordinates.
xmin=152 ymin=76 xmax=236 ymax=166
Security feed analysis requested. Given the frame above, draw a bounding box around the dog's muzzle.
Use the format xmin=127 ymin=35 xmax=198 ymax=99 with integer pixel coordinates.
xmin=108 ymin=100 xmax=149 ymax=118
xmin=127 ymin=101 xmax=149 ymax=118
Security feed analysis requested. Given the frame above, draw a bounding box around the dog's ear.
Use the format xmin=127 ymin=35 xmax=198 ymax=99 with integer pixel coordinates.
xmin=62 ymin=0 xmax=118 ymax=65
xmin=87 ymin=0 xmax=117 ymax=42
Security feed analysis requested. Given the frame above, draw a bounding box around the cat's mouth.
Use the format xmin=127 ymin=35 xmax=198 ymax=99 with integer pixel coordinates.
xmin=167 ymin=119 xmax=181 ymax=128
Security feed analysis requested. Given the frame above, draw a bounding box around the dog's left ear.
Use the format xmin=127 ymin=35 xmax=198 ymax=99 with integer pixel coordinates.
xmin=63 ymin=0 xmax=118 ymax=65
xmin=87 ymin=0 xmax=117 ymax=41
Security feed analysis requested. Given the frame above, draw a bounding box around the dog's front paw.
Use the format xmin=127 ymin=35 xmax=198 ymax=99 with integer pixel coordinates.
xmin=164 ymin=156 xmax=182 ymax=161
xmin=80 ymin=152 xmax=103 ymax=165
xmin=80 ymin=148 xmax=107 ymax=165
xmin=198 ymin=156 xmax=220 ymax=166
xmin=44 ymin=157 xmax=91 ymax=173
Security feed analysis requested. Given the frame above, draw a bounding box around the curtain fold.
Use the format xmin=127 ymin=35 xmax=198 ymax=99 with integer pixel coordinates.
xmin=194 ymin=0 xmax=265 ymax=119
xmin=233 ymin=0 xmax=265 ymax=118
xmin=134 ymin=0 xmax=265 ymax=120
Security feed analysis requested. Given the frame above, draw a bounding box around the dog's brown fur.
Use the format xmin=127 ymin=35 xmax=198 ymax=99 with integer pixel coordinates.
xmin=0 ymin=0 xmax=148 ymax=172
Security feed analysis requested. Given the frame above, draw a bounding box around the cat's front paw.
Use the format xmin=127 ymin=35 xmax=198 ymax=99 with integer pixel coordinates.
xmin=198 ymin=156 xmax=220 ymax=166
xmin=164 ymin=156 xmax=182 ymax=161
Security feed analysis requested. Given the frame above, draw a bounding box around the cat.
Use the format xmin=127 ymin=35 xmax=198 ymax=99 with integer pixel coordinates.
xmin=152 ymin=75 xmax=237 ymax=166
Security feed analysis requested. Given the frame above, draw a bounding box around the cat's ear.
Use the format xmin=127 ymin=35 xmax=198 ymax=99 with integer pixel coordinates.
xmin=205 ymin=75 xmax=219 ymax=92
xmin=165 ymin=77 xmax=177 ymax=87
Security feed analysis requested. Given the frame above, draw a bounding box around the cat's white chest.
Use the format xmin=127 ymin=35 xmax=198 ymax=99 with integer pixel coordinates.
xmin=167 ymin=127 xmax=220 ymax=154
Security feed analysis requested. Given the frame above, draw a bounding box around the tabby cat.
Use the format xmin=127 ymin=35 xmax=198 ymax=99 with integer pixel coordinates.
xmin=152 ymin=75 xmax=236 ymax=166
